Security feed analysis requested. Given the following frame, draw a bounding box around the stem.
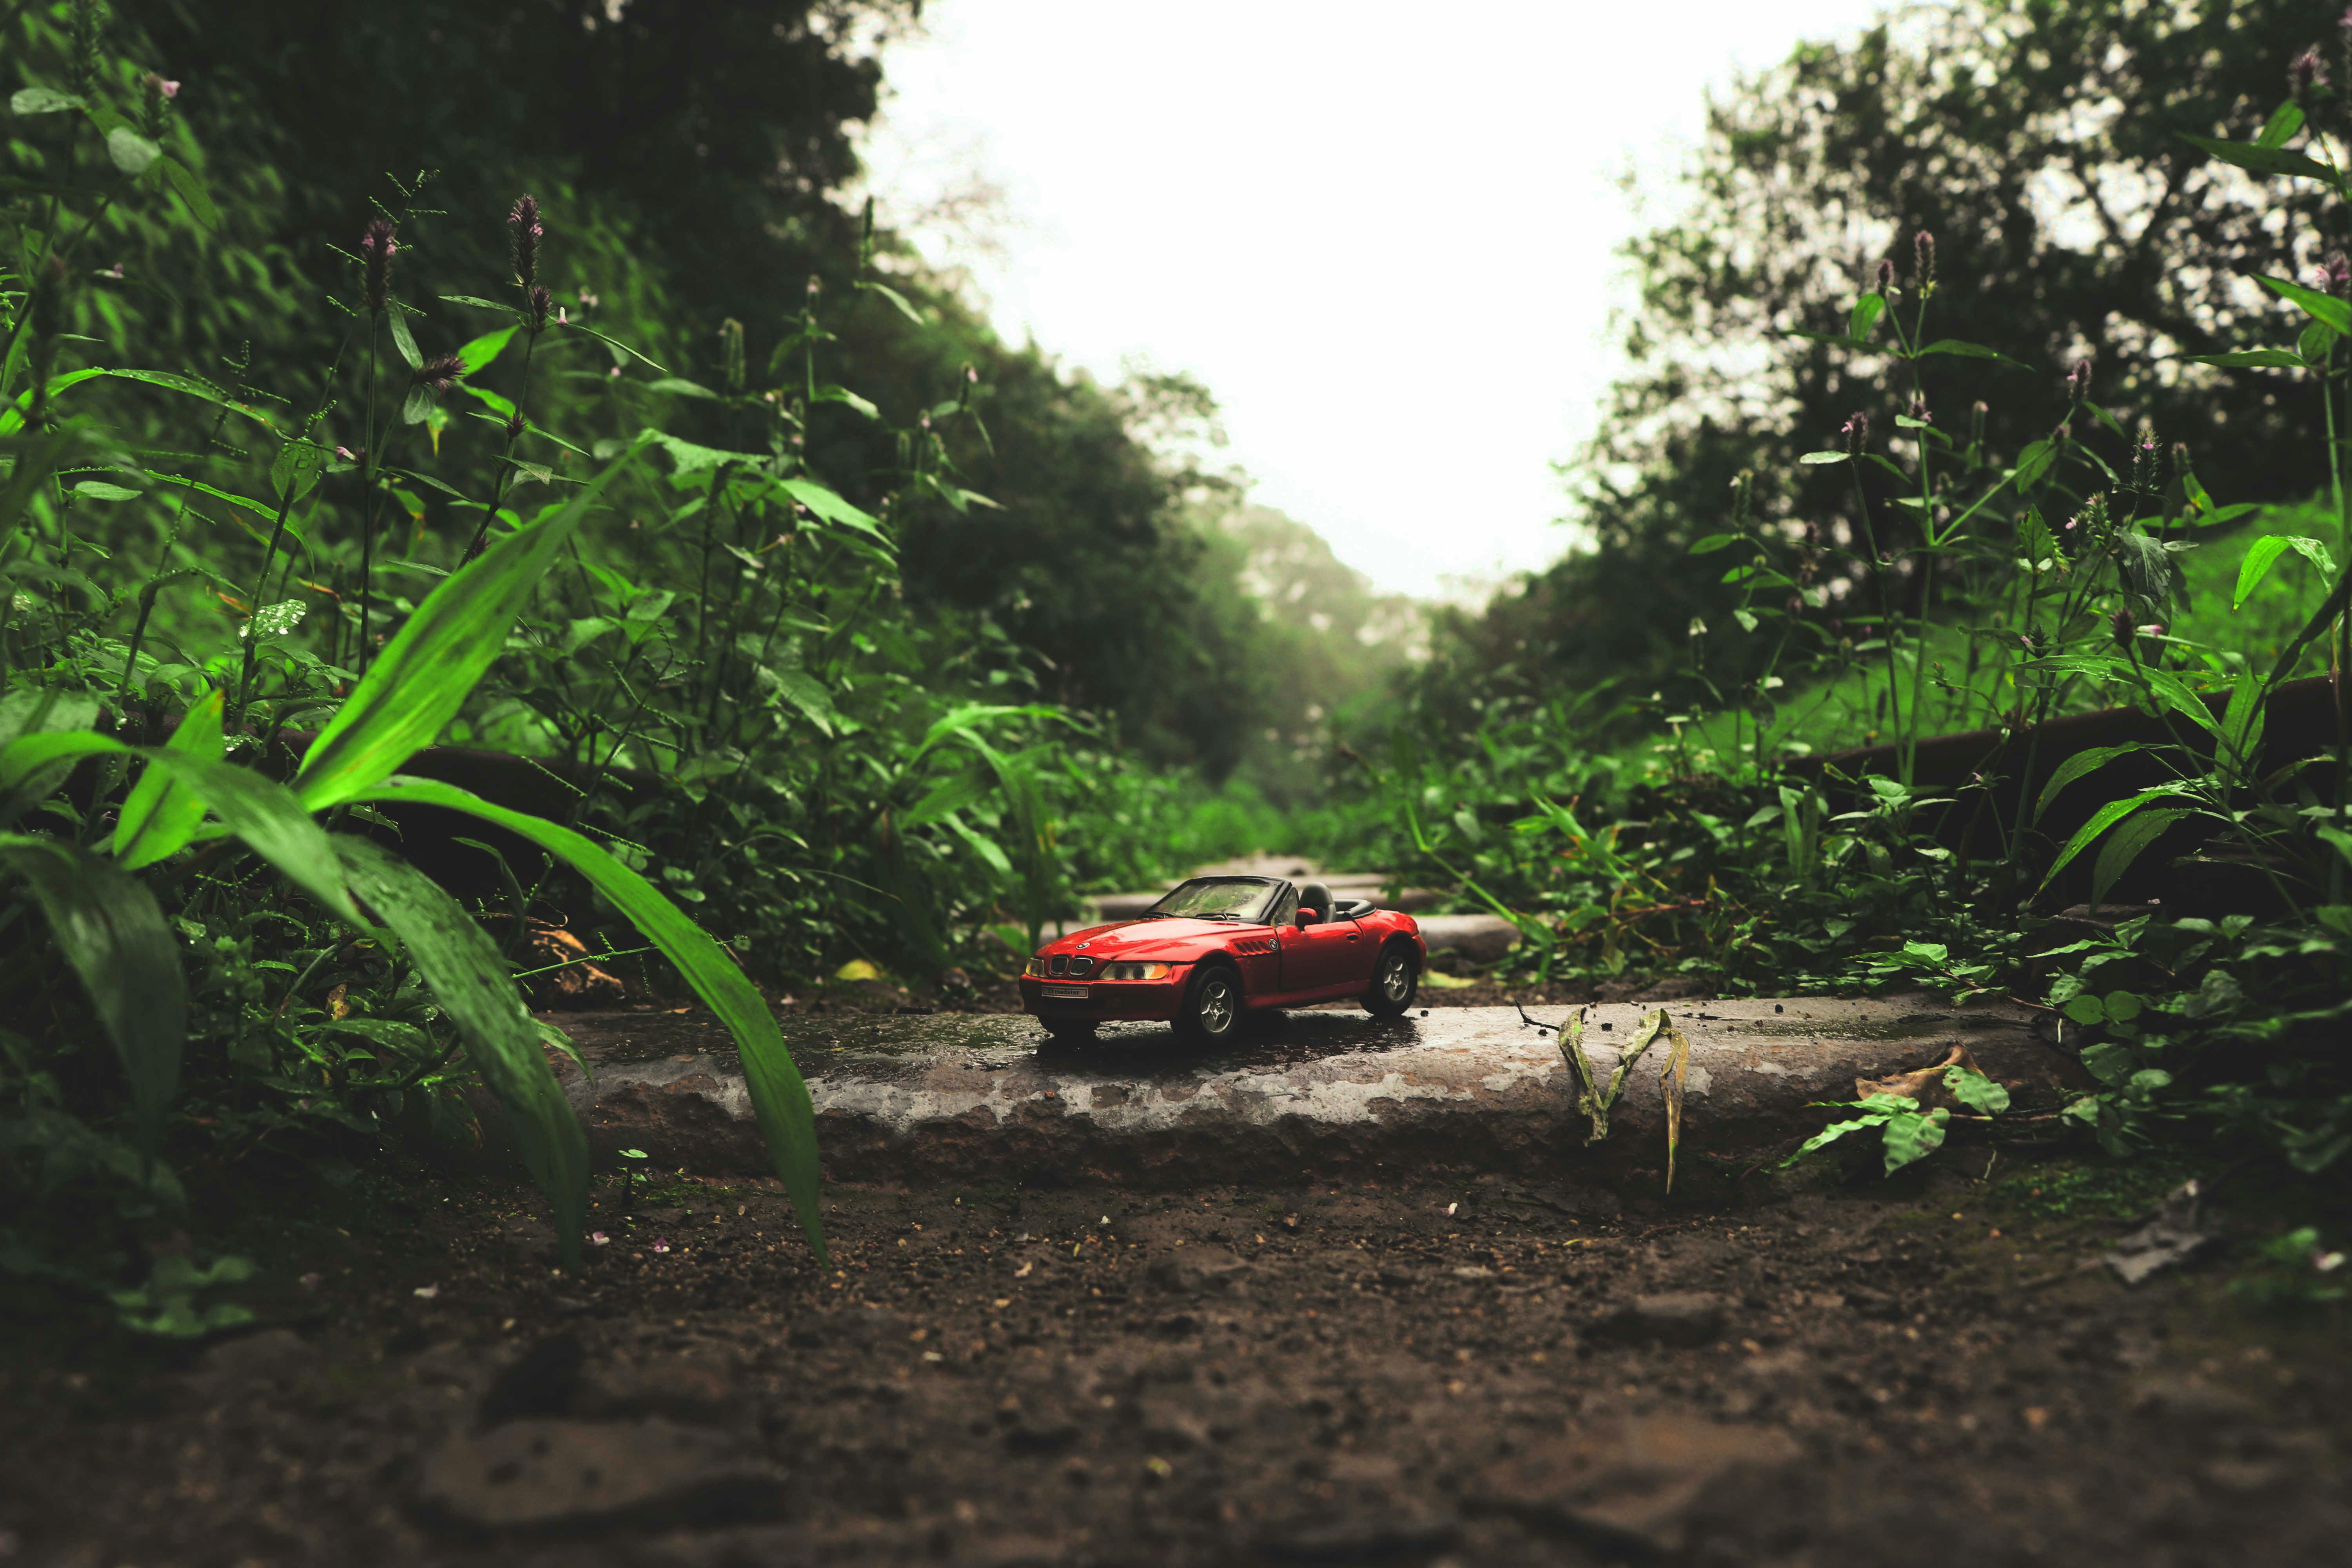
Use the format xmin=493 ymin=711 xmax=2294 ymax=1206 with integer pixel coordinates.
xmin=1846 ymin=460 xmax=1905 ymax=755
xmin=357 ymin=318 xmax=383 ymax=677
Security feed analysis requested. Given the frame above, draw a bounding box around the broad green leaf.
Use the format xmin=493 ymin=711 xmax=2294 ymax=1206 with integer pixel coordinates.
xmin=294 ymin=438 xmax=648 ymax=810
xmin=455 ymin=325 xmax=516 ymax=375
xmin=2013 ymin=439 xmax=2057 ymax=491
xmin=1915 ymin=339 xmax=2030 ymax=368
xmin=2232 ymin=534 xmax=2336 ymax=610
xmin=71 ymin=480 xmax=142 ymax=500
xmin=347 ymin=779 xmax=828 ymax=1263
xmin=1687 ymin=533 xmax=1742 ymax=555
xmin=769 ymin=668 xmax=840 ymax=734
xmin=1880 ymin=1105 xmax=1950 ymax=1174
xmin=1848 ymin=292 xmax=1887 ymax=343
xmin=2089 ymin=808 xmax=2191 ymax=913
xmin=2181 ymin=134 xmax=2338 ymax=183
xmin=1797 ymin=451 xmax=1850 ymax=465
xmin=241 ymin=599 xmax=307 ymax=641
xmin=2190 ymin=349 xmax=2306 ymax=369
xmin=113 ymin=688 xmax=223 ymax=868
xmin=2034 ymin=744 xmax=2139 ymax=825
xmin=105 ymin=128 xmax=161 ymax=176
xmin=2040 ymin=788 xmax=2181 ymax=891
xmin=440 ymin=294 xmax=519 ymax=313
xmin=144 ymin=473 xmax=278 ymax=519
xmin=2301 ymin=321 xmax=2339 ymax=362
xmin=643 ymin=377 xmax=720 ymax=399
xmin=156 ymin=156 xmax=219 ymax=230
xmin=11 ymin=87 xmax=82 ymax=114
xmin=2256 ymin=273 xmax=2352 ymax=336
xmin=2134 ymin=664 xmax=2223 ymax=738
xmin=1945 ymin=1065 xmax=2009 ymax=1116
xmin=1 ymin=729 xmax=363 ymax=922
xmin=642 ymin=429 xmax=764 ymax=477
xmin=386 ymin=309 xmax=423 ymax=370
xmin=0 ymin=834 xmax=184 ymax=1150
xmin=779 ymin=476 xmax=886 ymax=539
xmin=333 ymin=836 xmax=586 ymax=1269
xmin=2257 ymin=101 xmax=2307 ymax=149
xmin=269 ymin=439 xmax=330 ymax=503
xmin=815 ymin=383 xmax=880 ymax=419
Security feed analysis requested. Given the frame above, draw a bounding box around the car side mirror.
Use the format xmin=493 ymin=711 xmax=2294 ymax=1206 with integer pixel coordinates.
xmin=1295 ymin=909 xmax=1322 ymax=927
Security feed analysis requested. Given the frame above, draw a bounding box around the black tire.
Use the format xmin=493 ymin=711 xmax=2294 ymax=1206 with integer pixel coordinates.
xmin=1364 ymin=940 xmax=1419 ymax=1016
xmin=1042 ymin=1018 xmax=1096 ymax=1045
xmin=1172 ymin=962 xmax=1244 ymax=1045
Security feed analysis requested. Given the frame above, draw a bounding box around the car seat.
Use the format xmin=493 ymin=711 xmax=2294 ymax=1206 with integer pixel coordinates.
xmin=1297 ymin=881 xmax=1332 ymax=923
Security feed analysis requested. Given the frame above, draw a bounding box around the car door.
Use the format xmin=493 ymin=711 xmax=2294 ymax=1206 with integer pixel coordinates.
xmin=1282 ymin=916 xmax=1365 ymax=994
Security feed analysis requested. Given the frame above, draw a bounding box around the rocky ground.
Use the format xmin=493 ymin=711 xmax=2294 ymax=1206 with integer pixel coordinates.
xmin=4 ymin=1131 xmax=2345 ymax=1567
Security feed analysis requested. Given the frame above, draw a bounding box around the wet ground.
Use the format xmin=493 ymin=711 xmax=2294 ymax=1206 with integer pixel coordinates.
xmin=5 ymin=1148 xmax=2345 ymax=1567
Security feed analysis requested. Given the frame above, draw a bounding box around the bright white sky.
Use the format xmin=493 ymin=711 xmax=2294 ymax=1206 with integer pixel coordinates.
xmin=858 ymin=0 xmax=1893 ymax=599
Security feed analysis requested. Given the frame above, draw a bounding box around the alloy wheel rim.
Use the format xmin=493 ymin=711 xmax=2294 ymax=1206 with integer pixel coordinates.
xmin=1381 ymin=956 xmax=1410 ymax=1001
xmin=1200 ymin=977 xmax=1235 ymax=1033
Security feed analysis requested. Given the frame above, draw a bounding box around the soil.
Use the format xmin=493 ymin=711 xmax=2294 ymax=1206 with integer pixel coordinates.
xmin=4 ymin=1131 xmax=2345 ymax=1566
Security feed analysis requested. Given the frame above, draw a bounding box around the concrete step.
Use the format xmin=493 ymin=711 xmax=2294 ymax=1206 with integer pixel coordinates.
xmin=546 ymin=998 xmax=2072 ymax=1189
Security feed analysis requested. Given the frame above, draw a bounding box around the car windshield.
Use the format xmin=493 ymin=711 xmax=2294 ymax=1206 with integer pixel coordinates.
xmin=1140 ymin=877 xmax=1282 ymax=923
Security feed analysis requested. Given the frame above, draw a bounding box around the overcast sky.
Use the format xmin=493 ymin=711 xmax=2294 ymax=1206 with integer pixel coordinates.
xmin=858 ymin=0 xmax=1894 ymax=599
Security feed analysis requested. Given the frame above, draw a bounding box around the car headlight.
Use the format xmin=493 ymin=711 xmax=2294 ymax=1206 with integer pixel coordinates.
xmin=1100 ymin=962 xmax=1171 ymax=981
xmin=1024 ymin=956 xmax=1050 ymax=977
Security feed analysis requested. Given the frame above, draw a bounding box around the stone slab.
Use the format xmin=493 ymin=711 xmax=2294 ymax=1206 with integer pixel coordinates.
xmin=549 ymin=998 xmax=2072 ymax=1187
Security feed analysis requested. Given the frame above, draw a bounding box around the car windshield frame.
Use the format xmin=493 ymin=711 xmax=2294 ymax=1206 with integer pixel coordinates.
xmin=1138 ymin=876 xmax=1287 ymax=924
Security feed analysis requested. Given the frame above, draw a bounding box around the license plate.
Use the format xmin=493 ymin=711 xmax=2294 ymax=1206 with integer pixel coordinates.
xmin=1042 ymin=985 xmax=1090 ymax=1000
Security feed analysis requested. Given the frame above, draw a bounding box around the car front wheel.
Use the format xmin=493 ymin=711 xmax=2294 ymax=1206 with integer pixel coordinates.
xmin=1364 ymin=942 xmax=1419 ymax=1016
xmin=1172 ymin=963 xmax=1243 ymax=1044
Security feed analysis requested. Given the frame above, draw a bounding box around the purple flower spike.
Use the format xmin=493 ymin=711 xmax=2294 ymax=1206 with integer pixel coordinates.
xmin=509 ymin=194 xmax=543 ymax=289
xmin=360 ymin=217 xmax=397 ymax=314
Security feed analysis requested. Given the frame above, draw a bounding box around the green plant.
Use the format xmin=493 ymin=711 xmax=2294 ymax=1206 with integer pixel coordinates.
xmin=1782 ymin=1061 xmax=2010 ymax=1177
xmin=2228 ymin=1226 xmax=2347 ymax=1308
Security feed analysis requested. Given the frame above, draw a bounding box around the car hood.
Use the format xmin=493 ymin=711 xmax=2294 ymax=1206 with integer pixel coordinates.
xmin=1036 ymin=917 xmax=1264 ymax=962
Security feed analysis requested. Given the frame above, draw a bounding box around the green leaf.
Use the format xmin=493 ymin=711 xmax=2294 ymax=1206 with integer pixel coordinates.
xmin=0 ymin=834 xmax=184 ymax=1150
xmin=347 ymin=779 xmax=827 ymax=1263
xmin=2103 ymin=990 xmax=2145 ymax=1024
xmin=2181 ymin=134 xmax=2337 ymax=182
xmin=11 ymin=87 xmax=82 ymax=114
xmin=156 ymin=156 xmax=220 ymax=231
xmin=440 ymin=294 xmax=519 ymax=314
xmin=2040 ymin=789 xmax=2180 ymax=892
xmin=1687 ymin=533 xmax=1743 ymax=555
xmin=1915 ymin=339 xmax=2030 ymax=368
xmin=1944 ymin=1065 xmax=2009 ymax=1116
xmin=2089 ymin=808 xmax=2190 ymax=913
xmin=2233 ymin=534 xmax=2337 ymax=609
xmin=2190 ymin=348 xmax=2307 ymax=369
xmin=1797 ymin=451 xmax=1850 ymax=465
xmin=1880 ymin=1106 xmax=1950 ymax=1174
xmin=769 ymin=668 xmax=840 ymax=734
xmin=815 ymin=383 xmax=879 ymax=420
xmin=143 ymin=473 xmax=278 ymax=519
xmin=2064 ymin=993 xmax=2108 ymax=1026
xmin=856 ymin=280 xmax=929 ymax=327
xmin=2013 ymin=439 xmax=2057 ymax=491
xmin=564 ymin=322 xmax=667 ymax=373
xmin=2034 ymin=744 xmax=2139 ymax=825
xmin=779 ymin=476 xmax=887 ymax=540
xmin=269 ymin=439 xmax=330 ymax=504
xmin=2257 ymin=101 xmax=2307 ymax=149
xmin=71 ymin=480 xmax=142 ymax=500
xmin=1780 ymin=1109 xmax=1894 ymax=1168
xmin=455 ymin=325 xmax=516 ymax=375
xmin=642 ymin=377 xmax=720 ymax=399
xmin=2256 ymin=273 xmax=2352 ymax=336
xmin=105 ymin=127 xmax=161 ymax=176
xmin=333 ymin=836 xmax=586 ymax=1269
xmin=294 ymin=439 xmax=649 ymax=810
xmin=1848 ymin=292 xmax=1887 ymax=343
xmin=113 ymin=687 xmax=223 ymax=869
xmin=386 ymin=309 xmax=423 ymax=370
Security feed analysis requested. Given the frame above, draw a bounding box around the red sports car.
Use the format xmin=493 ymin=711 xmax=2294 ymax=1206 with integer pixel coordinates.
xmin=1019 ymin=875 xmax=1427 ymax=1044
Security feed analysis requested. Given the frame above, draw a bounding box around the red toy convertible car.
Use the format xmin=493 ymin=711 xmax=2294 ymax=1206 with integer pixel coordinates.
xmin=1018 ymin=875 xmax=1426 ymax=1044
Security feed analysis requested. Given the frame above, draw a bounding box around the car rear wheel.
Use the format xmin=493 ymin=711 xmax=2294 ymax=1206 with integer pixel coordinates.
xmin=1364 ymin=941 xmax=1418 ymax=1017
xmin=1172 ymin=962 xmax=1243 ymax=1044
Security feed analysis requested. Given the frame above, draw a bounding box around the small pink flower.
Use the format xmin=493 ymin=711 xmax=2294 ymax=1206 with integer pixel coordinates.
xmin=335 ymin=446 xmax=356 ymax=459
xmin=589 ymin=1231 xmax=610 ymax=1246
xmin=144 ymin=73 xmax=181 ymax=100
xmin=556 ymin=306 xmax=570 ymax=326
xmin=650 ymin=1237 xmax=671 ymax=1254
xmin=102 ymin=262 xmax=124 ymax=279
xmin=2137 ymin=623 xmax=2167 ymax=638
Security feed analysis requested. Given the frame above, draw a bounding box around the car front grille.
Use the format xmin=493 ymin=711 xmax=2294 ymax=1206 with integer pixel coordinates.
xmin=1067 ymin=956 xmax=1094 ymax=976
xmin=1048 ymin=955 xmax=1068 ymax=976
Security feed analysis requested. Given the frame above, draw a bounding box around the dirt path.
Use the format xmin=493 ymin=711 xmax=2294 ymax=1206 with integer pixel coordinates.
xmin=5 ymin=1143 xmax=2344 ymax=1566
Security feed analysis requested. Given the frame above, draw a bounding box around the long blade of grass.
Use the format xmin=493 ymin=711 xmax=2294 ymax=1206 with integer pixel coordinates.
xmin=294 ymin=437 xmax=650 ymax=811
xmin=112 ymin=688 xmax=224 ymax=868
xmin=332 ymin=835 xmax=586 ymax=1268
xmin=347 ymin=776 xmax=828 ymax=1263
xmin=0 ymin=834 xmax=185 ymax=1150
xmin=1660 ymin=1018 xmax=1692 ymax=1193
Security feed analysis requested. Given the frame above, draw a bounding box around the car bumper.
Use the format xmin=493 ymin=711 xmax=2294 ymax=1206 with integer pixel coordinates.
xmin=1019 ymin=971 xmax=1187 ymax=1022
